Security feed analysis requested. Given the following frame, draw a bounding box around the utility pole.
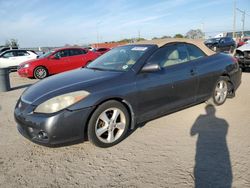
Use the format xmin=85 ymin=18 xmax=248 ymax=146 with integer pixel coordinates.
xmin=242 ymin=10 xmax=245 ymax=37
xmin=237 ymin=8 xmax=246 ymax=38
xmin=233 ymin=0 xmax=236 ymax=38
xmin=201 ymin=22 xmax=205 ymax=39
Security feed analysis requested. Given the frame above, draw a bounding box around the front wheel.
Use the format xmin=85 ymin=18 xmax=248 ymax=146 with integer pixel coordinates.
xmin=34 ymin=66 xmax=48 ymax=79
xmin=87 ymin=100 xmax=130 ymax=148
xmin=207 ymin=77 xmax=229 ymax=106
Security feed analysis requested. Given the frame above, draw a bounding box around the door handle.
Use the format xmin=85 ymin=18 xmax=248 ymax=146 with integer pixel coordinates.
xmin=190 ymin=69 xmax=196 ymax=76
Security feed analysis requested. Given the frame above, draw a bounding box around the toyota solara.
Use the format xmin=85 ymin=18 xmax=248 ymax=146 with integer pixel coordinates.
xmin=14 ymin=39 xmax=242 ymax=148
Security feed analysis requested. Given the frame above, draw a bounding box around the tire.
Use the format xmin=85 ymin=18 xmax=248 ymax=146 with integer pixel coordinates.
xmin=34 ymin=66 xmax=48 ymax=79
xmin=87 ymin=100 xmax=130 ymax=148
xmin=207 ymin=76 xmax=229 ymax=106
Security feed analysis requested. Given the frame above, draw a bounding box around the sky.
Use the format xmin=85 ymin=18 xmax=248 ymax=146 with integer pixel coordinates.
xmin=0 ymin=0 xmax=250 ymax=47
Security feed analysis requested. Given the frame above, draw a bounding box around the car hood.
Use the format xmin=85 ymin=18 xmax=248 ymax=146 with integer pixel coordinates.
xmin=237 ymin=43 xmax=250 ymax=52
xmin=21 ymin=68 xmax=122 ymax=105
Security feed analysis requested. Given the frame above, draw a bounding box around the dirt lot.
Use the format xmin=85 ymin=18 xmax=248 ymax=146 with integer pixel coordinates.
xmin=0 ymin=72 xmax=250 ymax=188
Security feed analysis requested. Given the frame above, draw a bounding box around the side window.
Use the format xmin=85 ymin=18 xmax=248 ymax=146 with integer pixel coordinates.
xmin=16 ymin=51 xmax=29 ymax=56
xmin=186 ymin=44 xmax=206 ymax=60
xmin=69 ymin=49 xmax=86 ymax=56
xmin=147 ymin=44 xmax=179 ymax=68
xmin=220 ymin=38 xmax=225 ymax=43
xmin=2 ymin=52 xmax=14 ymax=58
xmin=55 ymin=50 xmax=69 ymax=58
xmin=176 ymin=44 xmax=189 ymax=63
xmin=98 ymin=48 xmax=106 ymax=52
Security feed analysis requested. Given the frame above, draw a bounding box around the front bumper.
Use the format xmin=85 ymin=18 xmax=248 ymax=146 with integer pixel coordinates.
xmin=17 ymin=68 xmax=33 ymax=78
xmin=14 ymin=100 xmax=95 ymax=146
xmin=237 ymin=58 xmax=250 ymax=68
xmin=229 ymin=66 xmax=242 ymax=92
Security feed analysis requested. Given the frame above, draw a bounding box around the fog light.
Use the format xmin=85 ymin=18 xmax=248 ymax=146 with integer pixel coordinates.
xmin=38 ymin=131 xmax=48 ymax=140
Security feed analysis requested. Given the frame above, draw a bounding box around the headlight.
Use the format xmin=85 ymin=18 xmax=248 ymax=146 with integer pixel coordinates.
xmin=23 ymin=64 xmax=30 ymax=68
xmin=34 ymin=91 xmax=90 ymax=114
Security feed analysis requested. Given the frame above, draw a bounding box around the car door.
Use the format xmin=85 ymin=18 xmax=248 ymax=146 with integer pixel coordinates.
xmin=136 ymin=43 xmax=199 ymax=122
xmin=185 ymin=43 xmax=215 ymax=100
xmin=48 ymin=49 xmax=70 ymax=74
xmin=218 ymin=38 xmax=228 ymax=51
xmin=0 ymin=51 xmax=16 ymax=68
xmin=15 ymin=50 xmax=33 ymax=65
xmin=68 ymin=49 xmax=88 ymax=70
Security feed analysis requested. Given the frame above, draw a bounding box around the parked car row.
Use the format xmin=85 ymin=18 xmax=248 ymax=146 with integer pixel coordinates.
xmin=0 ymin=46 xmax=110 ymax=79
xmin=0 ymin=49 xmax=38 ymax=70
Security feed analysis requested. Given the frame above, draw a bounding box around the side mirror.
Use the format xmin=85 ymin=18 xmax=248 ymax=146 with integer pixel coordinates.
xmin=51 ymin=55 xmax=60 ymax=59
xmin=141 ymin=63 xmax=161 ymax=73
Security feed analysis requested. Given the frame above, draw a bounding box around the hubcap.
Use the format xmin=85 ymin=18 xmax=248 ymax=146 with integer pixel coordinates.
xmin=215 ymin=80 xmax=228 ymax=104
xmin=36 ymin=68 xmax=46 ymax=78
xmin=95 ymin=108 xmax=126 ymax=143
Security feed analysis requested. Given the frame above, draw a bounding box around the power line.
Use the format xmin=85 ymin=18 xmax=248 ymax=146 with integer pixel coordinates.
xmin=245 ymin=12 xmax=250 ymax=17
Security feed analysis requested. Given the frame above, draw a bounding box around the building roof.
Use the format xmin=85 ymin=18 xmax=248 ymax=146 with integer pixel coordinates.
xmin=134 ymin=38 xmax=215 ymax=56
xmin=91 ymin=42 xmax=127 ymax=49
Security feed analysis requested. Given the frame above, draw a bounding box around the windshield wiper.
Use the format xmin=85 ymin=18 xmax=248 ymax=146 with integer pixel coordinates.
xmin=85 ymin=67 xmax=106 ymax=71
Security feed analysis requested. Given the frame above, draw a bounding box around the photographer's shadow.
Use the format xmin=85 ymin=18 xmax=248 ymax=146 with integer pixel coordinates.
xmin=191 ymin=105 xmax=232 ymax=188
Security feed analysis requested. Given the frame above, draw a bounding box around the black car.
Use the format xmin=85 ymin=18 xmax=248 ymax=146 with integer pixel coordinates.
xmin=14 ymin=39 xmax=242 ymax=148
xmin=204 ymin=37 xmax=236 ymax=53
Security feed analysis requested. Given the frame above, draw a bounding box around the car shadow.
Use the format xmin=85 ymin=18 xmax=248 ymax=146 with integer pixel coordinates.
xmin=242 ymin=67 xmax=250 ymax=73
xmin=190 ymin=105 xmax=232 ymax=188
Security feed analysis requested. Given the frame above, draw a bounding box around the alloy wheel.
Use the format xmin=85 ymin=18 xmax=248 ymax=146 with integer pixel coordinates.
xmin=95 ymin=108 xmax=126 ymax=143
xmin=35 ymin=67 xmax=47 ymax=79
xmin=214 ymin=80 xmax=228 ymax=104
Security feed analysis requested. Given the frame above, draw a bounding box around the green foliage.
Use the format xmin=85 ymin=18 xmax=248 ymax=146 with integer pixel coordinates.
xmin=186 ymin=29 xmax=205 ymax=39
xmin=5 ymin=39 xmax=19 ymax=48
xmin=174 ymin=34 xmax=184 ymax=38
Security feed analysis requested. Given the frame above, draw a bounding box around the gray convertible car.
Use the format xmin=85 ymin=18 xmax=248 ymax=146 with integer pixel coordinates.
xmin=14 ymin=39 xmax=242 ymax=147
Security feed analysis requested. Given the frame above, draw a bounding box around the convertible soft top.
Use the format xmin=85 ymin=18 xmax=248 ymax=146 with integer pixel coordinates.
xmin=134 ymin=38 xmax=216 ymax=56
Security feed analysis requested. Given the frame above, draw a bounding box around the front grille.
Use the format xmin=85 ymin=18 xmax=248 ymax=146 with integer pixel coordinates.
xmin=247 ymin=52 xmax=250 ymax=59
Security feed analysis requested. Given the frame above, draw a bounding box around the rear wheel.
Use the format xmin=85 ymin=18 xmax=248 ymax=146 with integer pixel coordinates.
xmin=87 ymin=100 xmax=130 ymax=148
xmin=34 ymin=66 xmax=48 ymax=79
xmin=207 ymin=77 xmax=229 ymax=106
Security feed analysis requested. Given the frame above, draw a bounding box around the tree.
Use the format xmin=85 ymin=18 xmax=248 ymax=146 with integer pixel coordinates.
xmin=186 ymin=29 xmax=205 ymax=39
xmin=161 ymin=35 xmax=172 ymax=39
xmin=174 ymin=34 xmax=184 ymax=38
xmin=5 ymin=39 xmax=19 ymax=48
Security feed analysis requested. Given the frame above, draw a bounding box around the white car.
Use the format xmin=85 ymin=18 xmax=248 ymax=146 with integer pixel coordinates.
xmin=235 ymin=43 xmax=250 ymax=70
xmin=0 ymin=49 xmax=37 ymax=69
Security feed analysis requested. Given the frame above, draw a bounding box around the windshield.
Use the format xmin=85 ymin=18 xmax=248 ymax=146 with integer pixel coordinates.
xmin=38 ymin=50 xmax=55 ymax=58
xmin=206 ymin=38 xmax=219 ymax=43
xmin=87 ymin=45 xmax=150 ymax=72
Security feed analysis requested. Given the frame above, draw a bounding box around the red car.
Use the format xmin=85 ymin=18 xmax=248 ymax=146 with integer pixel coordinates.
xmin=94 ymin=47 xmax=110 ymax=56
xmin=18 ymin=47 xmax=99 ymax=79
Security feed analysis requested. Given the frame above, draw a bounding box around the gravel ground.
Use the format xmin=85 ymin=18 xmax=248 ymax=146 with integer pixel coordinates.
xmin=0 ymin=72 xmax=249 ymax=188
